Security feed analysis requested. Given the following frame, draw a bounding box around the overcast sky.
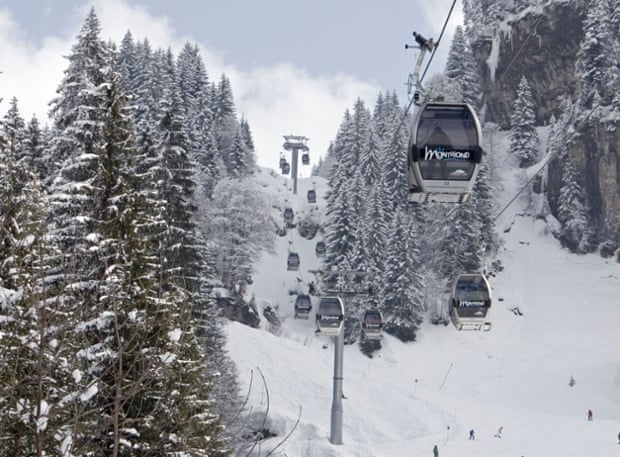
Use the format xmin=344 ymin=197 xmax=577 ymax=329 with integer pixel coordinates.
xmin=0 ymin=0 xmax=463 ymax=171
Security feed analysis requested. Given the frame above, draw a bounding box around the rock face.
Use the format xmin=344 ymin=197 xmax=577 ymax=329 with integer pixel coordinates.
xmin=471 ymin=0 xmax=618 ymax=247
xmin=472 ymin=1 xmax=586 ymax=128
xmin=553 ymin=122 xmax=620 ymax=230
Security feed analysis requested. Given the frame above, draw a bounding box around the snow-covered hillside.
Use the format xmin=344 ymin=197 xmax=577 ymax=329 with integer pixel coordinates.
xmin=226 ymin=150 xmax=620 ymax=457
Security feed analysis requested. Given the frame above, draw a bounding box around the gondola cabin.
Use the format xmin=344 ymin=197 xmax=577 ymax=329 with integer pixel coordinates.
xmin=449 ymin=273 xmax=491 ymax=331
xmin=307 ymin=189 xmax=317 ymax=203
xmin=287 ymin=252 xmax=300 ymax=271
xmin=281 ymin=161 xmax=290 ymax=175
xmin=279 ymin=156 xmax=286 ymax=169
xmin=302 ymin=152 xmax=310 ymax=165
xmin=283 ymin=207 xmax=294 ymax=226
xmin=408 ymin=102 xmax=483 ymax=204
xmin=361 ymin=308 xmax=383 ymax=340
xmin=316 ymin=296 xmax=344 ymax=336
xmin=294 ymin=294 xmax=312 ymax=319
xmin=315 ymin=241 xmax=326 ymax=257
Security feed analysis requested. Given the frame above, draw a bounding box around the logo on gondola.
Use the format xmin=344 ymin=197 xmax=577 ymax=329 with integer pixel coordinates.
xmin=424 ymin=146 xmax=471 ymax=161
xmin=460 ymin=300 xmax=485 ymax=307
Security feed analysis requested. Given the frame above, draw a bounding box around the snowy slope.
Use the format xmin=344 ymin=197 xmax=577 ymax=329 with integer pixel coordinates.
xmin=227 ymin=151 xmax=620 ymax=457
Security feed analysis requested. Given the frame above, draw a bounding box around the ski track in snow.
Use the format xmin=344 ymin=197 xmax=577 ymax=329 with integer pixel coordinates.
xmin=226 ymin=149 xmax=620 ymax=457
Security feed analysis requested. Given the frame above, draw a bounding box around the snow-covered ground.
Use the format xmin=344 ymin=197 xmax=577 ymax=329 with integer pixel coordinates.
xmin=226 ymin=146 xmax=620 ymax=456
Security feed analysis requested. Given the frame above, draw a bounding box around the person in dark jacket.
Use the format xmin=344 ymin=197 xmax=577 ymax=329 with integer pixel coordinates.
xmin=433 ymin=444 xmax=439 ymax=457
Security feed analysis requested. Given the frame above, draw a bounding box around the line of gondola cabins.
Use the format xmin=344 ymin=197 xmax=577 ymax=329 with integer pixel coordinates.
xmin=294 ymin=293 xmax=384 ymax=340
xmin=286 ymin=98 xmax=491 ymax=336
xmin=279 ymin=150 xmax=310 ymax=175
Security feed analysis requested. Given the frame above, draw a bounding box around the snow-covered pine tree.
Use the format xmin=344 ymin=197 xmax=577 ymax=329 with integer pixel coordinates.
xmin=212 ymin=74 xmax=244 ymax=177
xmin=471 ymin=160 xmax=496 ymax=258
xmin=358 ymin=124 xmax=383 ymax=187
xmin=239 ymin=116 xmax=255 ymax=152
xmin=47 ymin=7 xmax=110 ymax=181
xmin=0 ymin=100 xmax=71 ymax=456
xmin=361 ymin=182 xmax=388 ymax=276
xmin=576 ymin=0 xmax=617 ymax=109
xmin=324 ymin=110 xmax=356 ymax=270
xmin=556 ymin=156 xmax=591 ymax=254
xmin=43 ymin=10 xmax=229 ymax=454
xmin=445 ymin=25 xmax=481 ymax=108
xmin=324 ymin=160 xmax=357 ymax=270
xmin=375 ymin=92 xmax=409 ymax=215
xmin=380 ymin=208 xmax=424 ymax=342
xmin=355 ymin=181 xmax=390 ymax=325
xmin=115 ymin=30 xmax=138 ymax=97
xmin=226 ymin=123 xmax=253 ymax=178
xmin=175 ymin=43 xmax=225 ymax=198
xmin=509 ymin=76 xmax=539 ymax=168
xmin=204 ymin=177 xmax=274 ymax=295
xmin=345 ymin=98 xmax=372 ymax=177
xmin=462 ymin=0 xmax=484 ymax=40
xmin=153 ymin=49 xmax=203 ymax=292
xmin=22 ymin=114 xmax=48 ymax=181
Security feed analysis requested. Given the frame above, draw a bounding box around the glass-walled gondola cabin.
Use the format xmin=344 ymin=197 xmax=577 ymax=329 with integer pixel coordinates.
xmin=408 ymin=102 xmax=483 ymax=203
xmin=316 ymin=296 xmax=344 ymax=336
xmin=450 ymin=273 xmax=491 ymax=331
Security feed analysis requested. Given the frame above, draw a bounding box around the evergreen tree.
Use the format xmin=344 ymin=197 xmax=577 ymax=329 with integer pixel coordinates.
xmin=204 ymin=178 xmax=274 ymax=295
xmin=0 ymin=110 xmax=70 ymax=455
xmin=45 ymin=11 xmax=229 ymax=454
xmin=344 ymin=98 xmax=372 ymax=175
xmin=381 ymin=209 xmax=424 ymax=342
xmin=324 ymin=110 xmax=356 ymax=269
xmin=47 ymin=7 xmax=110 ymax=178
xmin=576 ymin=0 xmax=617 ymax=108
xmin=324 ymin=161 xmax=357 ymax=269
xmin=22 ymin=115 xmax=48 ymax=180
xmin=177 ymin=44 xmax=225 ymax=198
xmin=471 ymin=161 xmax=496 ymax=257
xmin=361 ymin=182 xmax=389 ymax=277
xmin=154 ymin=48 xmax=203 ymax=293
xmin=376 ymin=92 xmax=409 ymax=216
xmin=509 ymin=76 xmax=539 ymax=168
xmin=116 ymin=30 xmax=138 ymax=96
xmin=557 ymin=157 xmax=591 ymax=253
xmin=226 ymin=124 xmax=252 ymax=178
xmin=212 ymin=74 xmax=241 ymax=176
xmin=358 ymin=127 xmax=382 ymax=187
xmin=445 ymin=25 xmax=481 ymax=107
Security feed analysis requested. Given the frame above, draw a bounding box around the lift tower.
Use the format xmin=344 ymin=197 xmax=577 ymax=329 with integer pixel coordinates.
xmin=282 ymin=135 xmax=309 ymax=195
xmin=308 ymin=269 xmax=374 ymax=445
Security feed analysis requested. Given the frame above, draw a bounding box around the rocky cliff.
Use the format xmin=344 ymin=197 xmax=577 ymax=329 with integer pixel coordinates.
xmin=469 ymin=0 xmax=619 ymax=251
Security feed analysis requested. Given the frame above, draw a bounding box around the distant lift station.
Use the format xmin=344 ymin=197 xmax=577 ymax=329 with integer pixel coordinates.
xmin=280 ymin=135 xmax=310 ymax=195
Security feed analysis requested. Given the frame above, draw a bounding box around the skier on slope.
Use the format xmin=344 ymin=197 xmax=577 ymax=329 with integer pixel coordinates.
xmin=433 ymin=444 xmax=439 ymax=457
